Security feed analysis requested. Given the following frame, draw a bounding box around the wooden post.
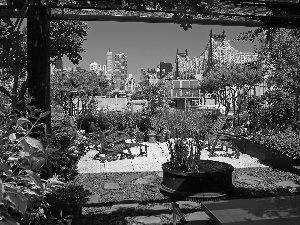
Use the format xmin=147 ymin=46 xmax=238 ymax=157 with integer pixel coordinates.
xmin=27 ymin=7 xmax=51 ymax=132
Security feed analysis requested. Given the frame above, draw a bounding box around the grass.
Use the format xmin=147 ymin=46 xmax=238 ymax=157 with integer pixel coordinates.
xmin=74 ymin=167 xmax=300 ymax=225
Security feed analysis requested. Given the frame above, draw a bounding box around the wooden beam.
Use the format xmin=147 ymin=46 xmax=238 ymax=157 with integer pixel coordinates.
xmin=51 ymin=13 xmax=265 ymax=27
xmin=27 ymin=8 xmax=51 ymax=132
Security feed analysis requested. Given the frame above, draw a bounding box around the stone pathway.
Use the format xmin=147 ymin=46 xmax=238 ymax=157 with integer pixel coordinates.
xmin=84 ymin=172 xmax=211 ymax=225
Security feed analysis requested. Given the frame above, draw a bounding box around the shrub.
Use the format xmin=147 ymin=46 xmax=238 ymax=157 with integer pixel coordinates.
xmin=0 ymin=99 xmax=61 ymax=224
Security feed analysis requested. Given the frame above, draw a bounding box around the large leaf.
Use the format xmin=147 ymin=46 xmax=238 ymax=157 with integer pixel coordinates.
xmin=4 ymin=191 xmax=27 ymax=215
xmin=24 ymin=137 xmax=44 ymax=152
xmin=39 ymin=111 xmax=50 ymax=118
xmin=0 ymin=164 xmax=10 ymax=172
xmin=25 ymin=170 xmax=43 ymax=190
xmin=16 ymin=118 xmax=32 ymax=127
xmin=0 ymin=214 xmax=19 ymax=225
xmin=31 ymin=157 xmax=46 ymax=171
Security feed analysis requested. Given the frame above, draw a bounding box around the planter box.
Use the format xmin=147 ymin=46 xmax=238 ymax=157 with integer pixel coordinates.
xmin=245 ymin=141 xmax=266 ymax=161
xmin=245 ymin=141 xmax=294 ymax=172
xmin=265 ymin=150 xmax=294 ymax=171
xmin=231 ymin=136 xmax=247 ymax=154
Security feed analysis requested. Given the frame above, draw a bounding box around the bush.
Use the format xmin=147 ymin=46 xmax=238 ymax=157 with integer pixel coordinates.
xmin=41 ymin=112 xmax=80 ymax=181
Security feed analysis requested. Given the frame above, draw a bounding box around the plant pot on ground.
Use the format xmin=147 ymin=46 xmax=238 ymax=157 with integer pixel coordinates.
xmin=147 ymin=129 xmax=157 ymax=143
xmin=160 ymin=137 xmax=235 ymax=201
xmin=46 ymin=182 xmax=91 ymax=225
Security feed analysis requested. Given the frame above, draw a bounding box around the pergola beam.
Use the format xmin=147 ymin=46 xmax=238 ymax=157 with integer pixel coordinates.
xmin=51 ymin=13 xmax=265 ymax=27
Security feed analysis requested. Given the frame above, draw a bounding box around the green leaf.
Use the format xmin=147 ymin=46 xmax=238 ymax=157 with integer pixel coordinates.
xmin=8 ymin=133 xmax=16 ymax=143
xmin=45 ymin=147 xmax=59 ymax=154
xmin=39 ymin=111 xmax=50 ymax=118
xmin=31 ymin=157 xmax=46 ymax=171
xmin=16 ymin=117 xmax=31 ymax=127
xmin=0 ymin=164 xmax=10 ymax=172
xmin=4 ymin=191 xmax=27 ymax=215
xmin=24 ymin=137 xmax=44 ymax=152
xmin=25 ymin=170 xmax=43 ymax=190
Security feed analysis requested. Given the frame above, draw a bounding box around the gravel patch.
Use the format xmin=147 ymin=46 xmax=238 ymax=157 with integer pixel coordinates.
xmin=77 ymin=141 xmax=269 ymax=174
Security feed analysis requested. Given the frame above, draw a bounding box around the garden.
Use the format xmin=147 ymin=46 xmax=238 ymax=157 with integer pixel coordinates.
xmin=1 ymin=3 xmax=300 ymax=224
xmin=1 ymin=89 xmax=300 ymax=224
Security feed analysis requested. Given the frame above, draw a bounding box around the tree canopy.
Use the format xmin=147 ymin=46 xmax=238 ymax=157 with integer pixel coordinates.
xmin=0 ymin=19 xmax=88 ymax=109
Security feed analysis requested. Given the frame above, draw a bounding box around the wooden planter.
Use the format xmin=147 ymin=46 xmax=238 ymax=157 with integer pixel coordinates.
xmin=231 ymin=136 xmax=247 ymax=154
xmin=52 ymin=205 xmax=82 ymax=225
xmin=160 ymin=161 xmax=235 ymax=201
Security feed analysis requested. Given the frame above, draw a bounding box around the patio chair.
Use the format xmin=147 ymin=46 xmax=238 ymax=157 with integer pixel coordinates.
xmin=202 ymin=115 xmax=228 ymax=157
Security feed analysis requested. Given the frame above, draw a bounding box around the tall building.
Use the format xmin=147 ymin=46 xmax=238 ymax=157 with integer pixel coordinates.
xmin=90 ymin=62 xmax=107 ymax=75
xmin=113 ymin=52 xmax=128 ymax=90
xmin=106 ymin=48 xmax=113 ymax=79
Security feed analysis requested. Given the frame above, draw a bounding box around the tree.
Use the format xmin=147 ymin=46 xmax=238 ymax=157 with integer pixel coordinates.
xmin=263 ymin=29 xmax=300 ymax=122
xmin=0 ymin=19 xmax=88 ymax=109
xmin=50 ymin=70 xmax=112 ymax=111
xmin=200 ymin=63 xmax=263 ymax=122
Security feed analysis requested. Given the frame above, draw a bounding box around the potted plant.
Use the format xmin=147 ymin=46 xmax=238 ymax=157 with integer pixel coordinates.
xmin=134 ymin=126 xmax=145 ymax=143
xmin=147 ymin=128 xmax=157 ymax=143
xmin=47 ymin=182 xmax=91 ymax=225
xmin=161 ymin=131 xmax=235 ymax=201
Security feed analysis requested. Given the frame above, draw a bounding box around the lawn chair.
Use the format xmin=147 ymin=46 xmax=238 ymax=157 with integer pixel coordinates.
xmin=203 ymin=115 xmax=228 ymax=157
xmin=203 ymin=116 xmax=240 ymax=158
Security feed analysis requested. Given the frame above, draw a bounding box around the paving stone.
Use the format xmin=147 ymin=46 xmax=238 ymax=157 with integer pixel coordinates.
xmin=275 ymin=180 xmax=300 ymax=193
xmin=143 ymin=204 xmax=172 ymax=215
xmin=156 ymin=171 xmax=163 ymax=178
xmin=235 ymin=178 xmax=260 ymax=186
xmin=134 ymin=175 xmax=157 ymax=185
xmin=185 ymin=211 xmax=210 ymax=225
xmin=85 ymin=194 xmax=100 ymax=205
xmin=121 ymin=174 xmax=142 ymax=183
xmin=103 ymin=182 xmax=121 ymax=190
xmin=132 ymin=216 xmax=161 ymax=225
xmin=238 ymin=175 xmax=263 ymax=182
xmin=109 ymin=199 xmax=139 ymax=213
xmin=176 ymin=201 xmax=200 ymax=208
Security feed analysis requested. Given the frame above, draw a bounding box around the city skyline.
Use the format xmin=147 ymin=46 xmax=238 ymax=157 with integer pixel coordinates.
xmin=62 ymin=21 xmax=258 ymax=81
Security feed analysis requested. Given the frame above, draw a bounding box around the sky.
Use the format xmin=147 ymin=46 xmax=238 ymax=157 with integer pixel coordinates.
xmin=62 ymin=21 xmax=258 ymax=81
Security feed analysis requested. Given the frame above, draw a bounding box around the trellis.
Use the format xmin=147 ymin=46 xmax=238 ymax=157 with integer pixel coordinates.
xmin=0 ymin=0 xmax=300 ymax=131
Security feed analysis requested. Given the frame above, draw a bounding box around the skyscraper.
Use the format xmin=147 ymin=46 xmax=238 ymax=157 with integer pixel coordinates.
xmin=113 ymin=52 xmax=128 ymax=90
xmin=106 ymin=48 xmax=113 ymax=79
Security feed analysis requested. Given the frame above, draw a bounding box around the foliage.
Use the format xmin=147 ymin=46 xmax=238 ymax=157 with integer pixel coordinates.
xmin=0 ymin=98 xmax=61 ymax=224
xmin=46 ymin=181 xmax=90 ymax=208
xmin=131 ymin=81 xmax=171 ymax=114
xmin=166 ymin=109 xmax=214 ymax=140
xmin=167 ymin=137 xmax=202 ymax=172
xmin=50 ymin=70 xmax=111 ymax=113
xmin=0 ymin=18 xmax=88 ymax=109
xmin=200 ymin=63 xmax=263 ymax=122
xmin=41 ymin=112 xmax=82 ymax=181
xmin=261 ymin=128 xmax=300 ymax=160
xmin=247 ymin=90 xmax=295 ymax=133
